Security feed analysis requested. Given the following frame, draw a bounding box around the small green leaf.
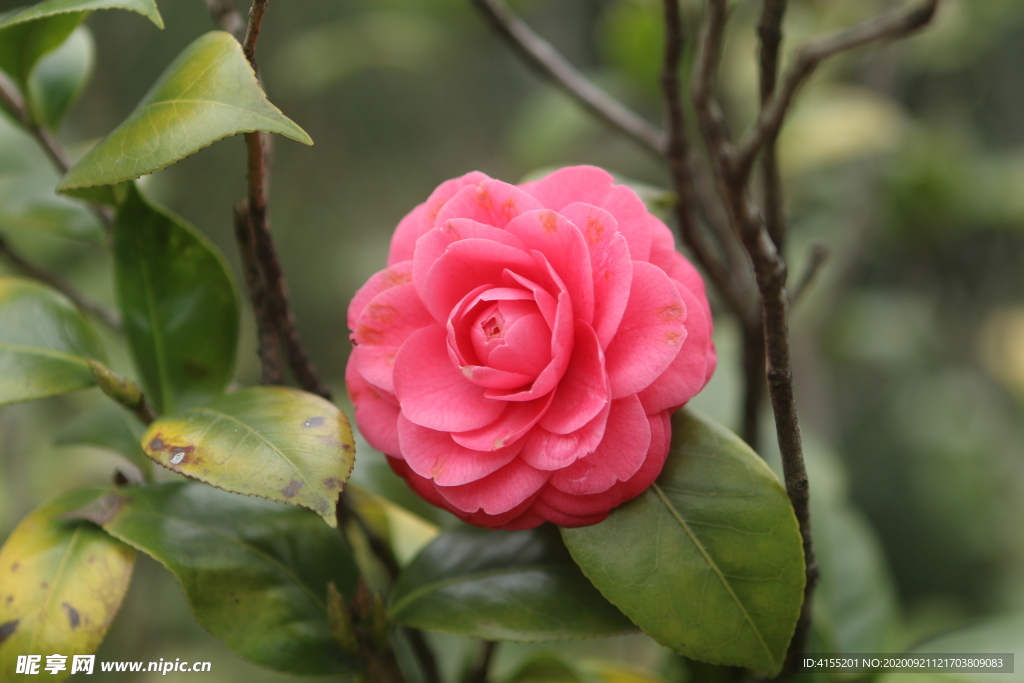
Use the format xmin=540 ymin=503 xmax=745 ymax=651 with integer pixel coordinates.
xmin=0 ymin=276 xmax=106 ymax=405
xmin=58 ymin=31 xmax=312 ymax=191
xmin=561 ymin=409 xmax=805 ymax=676
xmin=503 ymin=654 xmax=665 ymax=683
xmin=0 ymin=10 xmax=85 ymax=99
xmin=140 ymin=386 xmax=355 ymax=527
xmin=27 ymin=24 xmax=93 ymax=129
xmin=73 ymin=482 xmax=362 ymax=676
xmin=55 ymin=403 xmax=151 ymax=479
xmin=389 ymin=525 xmax=636 ymax=641
xmin=0 ymin=488 xmax=135 ymax=682
xmin=347 ymin=486 xmax=440 ymax=566
xmin=113 ymin=183 xmax=239 ymax=414
xmin=0 ymin=0 xmax=162 ymax=32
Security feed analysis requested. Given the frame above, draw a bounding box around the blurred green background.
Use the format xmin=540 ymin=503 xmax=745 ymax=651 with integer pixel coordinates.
xmin=1 ymin=0 xmax=1023 ymax=680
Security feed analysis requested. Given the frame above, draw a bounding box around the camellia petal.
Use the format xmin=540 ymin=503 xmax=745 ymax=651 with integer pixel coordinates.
xmin=435 ymin=179 xmax=543 ymax=230
xmin=394 ymin=325 xmax=504 ymax=432
xmin=520 ymin=402 xmax=610 ymax=471
xmin=347 ymin=261 xmax=413 ymax=330
xmin=434 ymin=457 xmax=550 ymax=516
xmin=388 ymin=171 xmax=492 ymax=264
xmin=346 ymin=357 xmax=401 ymax=456
xmin=398 ymin=414 xmax=522 ymax=486
xmin=538 ymin=320 xmax=608 ymax=434
xmin=604 ymin=261 xmax=687 ymax=397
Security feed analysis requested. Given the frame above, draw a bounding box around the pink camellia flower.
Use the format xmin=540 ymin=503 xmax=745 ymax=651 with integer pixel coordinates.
xmin=346 ymin=166 xmax=716 ymax=530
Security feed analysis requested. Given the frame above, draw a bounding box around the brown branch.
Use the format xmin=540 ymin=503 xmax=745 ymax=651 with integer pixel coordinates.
xmin=470 ymin=0 xmax=665 ymax=157
xmin=0 ymin=234 xmax=121 ymax=330
xmin=757 ymin=0 xmax=788 ymax=252
xmin=233 ymin=203 xmax=284 ymax=384
xmin=789 ymin=241 xmax=828 ymax=306
xmin=660 ymin=0 xmax=747 ymax=318
xmin=734 ymin=0 xmax=940 ymax=184
xmin=220 ymin=0 xmax=331 ymax=399
xmin=203 ymin=0 xmax=246 ymax=40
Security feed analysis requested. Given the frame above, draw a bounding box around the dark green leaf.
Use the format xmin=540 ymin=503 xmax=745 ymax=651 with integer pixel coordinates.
xmin=57 ymin=31 xmax=312 ymax=191
xmin=27 ymin=24 xmax=93 ymax=129
xmin=55 ymin=402 xmax=151 ymax=479
xmin=113 ymin=183 xmax=238 ymax=414
xmin=0 ymin=488 xmax=135 ymax=682
xmin=140 ymin=386 xmax=355 ymax=527
xmin=73 ymin=482 xmax=362 ymax=676
xmin=0 ymin=276 xmax=106 ymax=405
xmin=389 ymin=525 xmax=636 ymax=641
xmin=561 ymin=409 xmax=805 ymax=676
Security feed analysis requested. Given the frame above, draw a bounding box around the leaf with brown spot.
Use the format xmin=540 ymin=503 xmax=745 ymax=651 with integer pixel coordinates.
xmin=77 ymin=482 xmax=361 ymax=676
xmin=141 ymin=386 xmax=356 ymax=527
xmin=0 ymin=489 xmax=134 ymax=681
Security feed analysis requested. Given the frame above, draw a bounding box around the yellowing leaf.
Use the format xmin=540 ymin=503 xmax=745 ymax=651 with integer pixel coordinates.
xmin=58 ymin=31 xmax=312 ymax=191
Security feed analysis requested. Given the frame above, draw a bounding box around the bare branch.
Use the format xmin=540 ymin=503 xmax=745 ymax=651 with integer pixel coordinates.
xmin=661 ymin=0 xmax=747 ymax=316
xmin=789 ymin=241 xmax=828 ymax=306
xmin=690 ymin=0 xmax=737 ymax=174
xmin=735 ymin=0 xmax=940 ymax=183
xmin=232 ymin=203 xmax=284 ymax=384
xmin=757 ymin=0 xmax=789 ymax=251
xmin=203 ymin=0 xmax=246 ymax=40
xmin=241 ymin=0 xmax=269 ymax=68
xmin=463 ymin=641 xmax=498 ymax=683
xmin=470 ymin=0 xmax=665 ymax=157
xmin=0 ymin=234 xmax=121 ymax=330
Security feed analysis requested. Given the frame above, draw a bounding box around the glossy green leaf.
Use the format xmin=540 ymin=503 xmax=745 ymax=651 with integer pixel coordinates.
xmin=0 ymin=0 xmax=162 ymax=33
xmin=140 ymin=386 xmax=355 ymax=527
xmin=504 ymin=653 xmax=665 ymax=683
xmin=27 ymin=24 xmax=93 ymax=129
xmin=0 ymin=114 xmax=103 ymax=244
xmin=389 ymin=525 xmax=636 ymax=641
xmin=72 ymin=482 xmax=362 ymax=676
xmin=347 ymin=486 xmax=440 ymax=566
xmin=0 ymin=10 xmax=85 ymax=104
xmin=55 ymin=403 xmax=151 ymax=479
xmin=0 ymin=488 xmax=135 ymax=682
xmin=58 ymin=31 xmax=312 ymax=191
xmin=561 ymin=409 xmax=805 ymax=676
xmin=113 ymin=183 xmax=238 ymax=414
xmin=0 ymin=277 xmax=106 ymax=405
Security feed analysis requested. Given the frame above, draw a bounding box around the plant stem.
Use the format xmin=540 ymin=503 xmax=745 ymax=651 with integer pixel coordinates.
xmin=232 ymin=203 xmax=284 ymax=384
xmin=0 ymin=234 xmax=121 ymax=330
xmin=463 ymin=641 xmax=497 ymax=683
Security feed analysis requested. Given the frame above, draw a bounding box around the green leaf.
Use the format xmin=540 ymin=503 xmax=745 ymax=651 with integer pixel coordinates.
xmin=72 ymin=482 xmax=362 ymax=676
xmin=0 ymin=276 xmax=106 ymax=405
xmin=503 ymin=653 xmax=665 ymax=683
xmin=55 ymin=403 xmax=151 ymax=479
xmin=561 ymin=409 xmax=805 ymax=676
xmin=113 ymin=183 xmax=239 ymax=414
xmin=0 ymin=488 xmax=135 ymax=682
xmin=57 ymin=31 xmax=313 ymax=191
xmin=389 ymin=525 xmax=636 ymax=641
xmin=140 ymin=386 xmax=355 ymax=527
xmin=0 ymin=10 xmax=85 ymax=98
xmin=0 ymin=0 xmax=162 ymax=32
xmin=347 ymin=486 xmax=440 ymax=566
xmin=0 ymin=114 xmax=104 ymax=244
xmin=27 ymin=24 xmax=93 ymax=129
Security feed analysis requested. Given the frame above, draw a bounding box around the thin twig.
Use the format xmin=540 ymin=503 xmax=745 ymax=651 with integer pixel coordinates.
xmin=232 ymin=202 xmax=284 ymax=384
xmin=0 ymin=235 xmax=121 ymax=330
xmin=470 ymin=0 xmax=665 ymax=156
xmin=789 ymin=242 xmax=828 ymax=306
xmin=661 ymin=0 xmax=747 ymax=317
xmin=228 ymin=0 xmax=332 ymax=399
xmin=757 ymin=0 xmax=788 ymax=252
xmin=734 ymin=0 xmax=940 ymax=184
xmin=87 ymin=359 xmax=157 ymax=425
xmin=463 ymin=641 xmax=498 ymax=683
xmin=0 ymin=72 xmax=115 ymax=228
xmin=203 ymin=0 xmax=246 ymax=39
